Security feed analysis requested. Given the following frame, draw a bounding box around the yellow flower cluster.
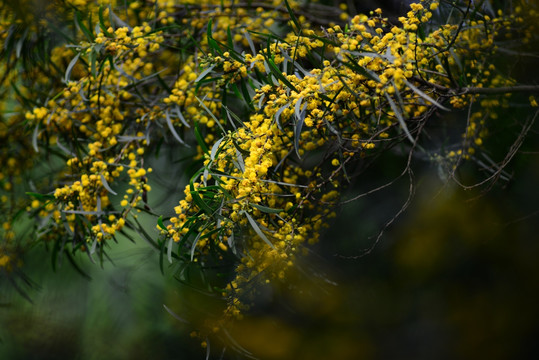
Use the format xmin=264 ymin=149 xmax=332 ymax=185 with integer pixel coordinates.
xmin=13 ymin=4 xmax=166 ymax=248
xmin=155 ymin=0 xmax=539 ymax=325
xmin=1 ymin=0 xmax=538 ymax=345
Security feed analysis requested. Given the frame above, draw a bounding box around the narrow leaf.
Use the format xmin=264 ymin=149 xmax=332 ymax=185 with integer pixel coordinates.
xmin=157 ymin=216 xmax=167 ymax=230
xmin=196 ymin=96 xmax=226 ymax=134
xmin=167 ymin=237 xmax=174 ymax=264
xmin=32 ymin=123 xmax=39 ymax=153
xmin=98 ymin=6 xmax=113 ymax=37
xmin=194 ymin=122 xmax=209 ymax=154
xmin=251 ymin=204 xmax=284 ymax=214
xmin=108 ymin=4 xmax=131 ymax=30
xmin=117 ymin=135 xmax=146 ymax=142
xmin=64 ymin=52 xmax=81 ymax=84
xmin=163 ymin=304 xmax=189 ymax=323
xmin=75 ymin=10 xmax=94 ymax=42
xmin=26 ymin=192 xmax=55 ymax=200
xmin=404 ymin=80 xmax=450 ymax=111
xmin=274 ymin=103 xmax=289 ymax=130
xmin=210 ymin=137 xmax=224 ymax=161
xmin=64 ymin=250 xmax=92 ymax=280
xmin=267 ymin=58 xmax=298 ymax=92
xmin=235 ymin=148 xmax=245 ymax=172
xmin=159 ymin=238 xmax=166 ymax=274
xmin=63 ymin=210 xmax=110 ymax=215
xmin=89 ymin=49 xmax=97 ymax=77
xmin=132 ymin=216 xmax=160 ymax=249
xmin=294 ymin=96 xmax=304 ymax=121
xmin=174 ymin=106 xmax=190 ymax=128
xmin=195 ymin=64 xmax=216 ymax=83
xmin=284 ymin=0 xmax=301 ymax=33
xmin=99 ymin=174 xmax=117 ymax=195
xmin=165 ymin=109 xmax=186 ymax=145
xmin=244 ymin=30 xmax=257 ymax=55
xmin=189 ymin=176 xmax=214 ymax=215
xmin=243 ymin=211 xmax=275 ymax=249
xmin=190 ymin=232 xmax=202 ymax=261
xmin=294 ymin=101 xmax=306 ymax=158
xmin=385 ymin=93 xmax=415 ymax=144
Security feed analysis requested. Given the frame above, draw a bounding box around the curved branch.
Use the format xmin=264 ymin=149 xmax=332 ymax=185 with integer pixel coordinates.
xmin=412 ymin=77 xmax=539 ymax=95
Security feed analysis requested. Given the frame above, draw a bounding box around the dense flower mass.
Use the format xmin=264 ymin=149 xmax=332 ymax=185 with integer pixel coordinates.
xmin=1 ymin=0 xmax=538 ymax=345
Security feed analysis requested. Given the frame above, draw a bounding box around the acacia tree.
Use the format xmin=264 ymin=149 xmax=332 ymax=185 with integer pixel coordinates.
xmin=1 ymin=0 xmax=538 ymax=354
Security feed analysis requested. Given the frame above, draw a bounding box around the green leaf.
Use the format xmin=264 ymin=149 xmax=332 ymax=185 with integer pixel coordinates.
xmin=251 ymin=204 xmax=284 ymax=214
xmin=157 ymin=216 xmax=167 ymax=230
xmin=222 ymin=104 xmax=242 ymax=129
xmin=385 ymin=93 xmax=415 ymax=145
xmin=195 ymin=96 xmax=226 ymax=134
xmin=16 ymin=29 xmax=28 ymax=59
xmin=167 ymin=237 xmax=174 ymax=264
xmin=243 ymin=211 xmax=276 ymax=250
xmin=294 ymin=98 xmax=306 ymax=159
xmin=26 ymin=192 xmax=55 ymax=200
xmin=189 ymin=177 xmax=214 ymax=215
xmin=404 ymin=80 xmax=449 ymax=111
xmin=190 ymin=232 xmax=202 ymax=261
xmin=210 ymin=137 xmax=225 ymax=161
xmin=163 ymin=304 xmax=189 ymax=324
xmin=206 ymin=20 xmax=223 ymax=55
xmin=62 ymin=209 xmax=111 ymax=216
xmin=273 ymin=102 xmax=289 ymax=130
xmin=75 ymin=10 xmax=94 ymax=42
xmin=64 ymin=52 xmax=81 ymax=84
xmin=99 ymin=174 xmax=117 ymax=195
xmin=226 ymin=25 xmax=234 ymax=48
xmin=51 ymin=237 xmax=61 ymax=272
xmin=165 ymin=109 xmax=187 ymax=145
xmin=108 ymin=4 xmax=130 ymax=29
xmin=286 ymin=203 xmax=299 ymax=214
xmin=194 ymin=64 xmax=216 ymax=83
xmin=132 ymin=217 xmax=160 ymax=249
xmin=174 ymin=106 xmax=190 ymax=128
xmin=32 ymin=122 xmax=40 ymax=153
xmin=98 ymin=6 xmax=113 ymax=37
xmin=234 ymin=148 xmax=245 ymax=172
xmin=284 ymin=0 xmax=301 ymax=33
xmin=64 ymin=250 xmax=92 ymax=280
xmin=244 ymin=30 xmax=257 ymax=55
xmin=239 ymin=80 xmax=255 ymax=110
xmin=267 ymin=57 xmax=298 ymax=92
xmin=159 ymin=239 xmax=166 ymax=275
xmin=194 ymin=122 xmax=209 ymax=154
xmin=89 ymin=48 xmax=97 ymax=77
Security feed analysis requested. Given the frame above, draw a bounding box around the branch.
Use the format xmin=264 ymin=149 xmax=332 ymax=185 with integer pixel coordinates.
xmin=168 ymin=1 xmax=344 ymax=26
xmin=412 ymin=77 xmax=539 ymax=95
xmin=459 ymin=85 xmax=539 ymax=95
xmin=455 ymin=108 xmax=539 ymax=191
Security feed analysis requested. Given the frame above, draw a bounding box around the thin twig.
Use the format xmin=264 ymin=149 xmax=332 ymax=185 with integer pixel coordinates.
xmin=412 ymin=76 xmax=539 ymax=95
